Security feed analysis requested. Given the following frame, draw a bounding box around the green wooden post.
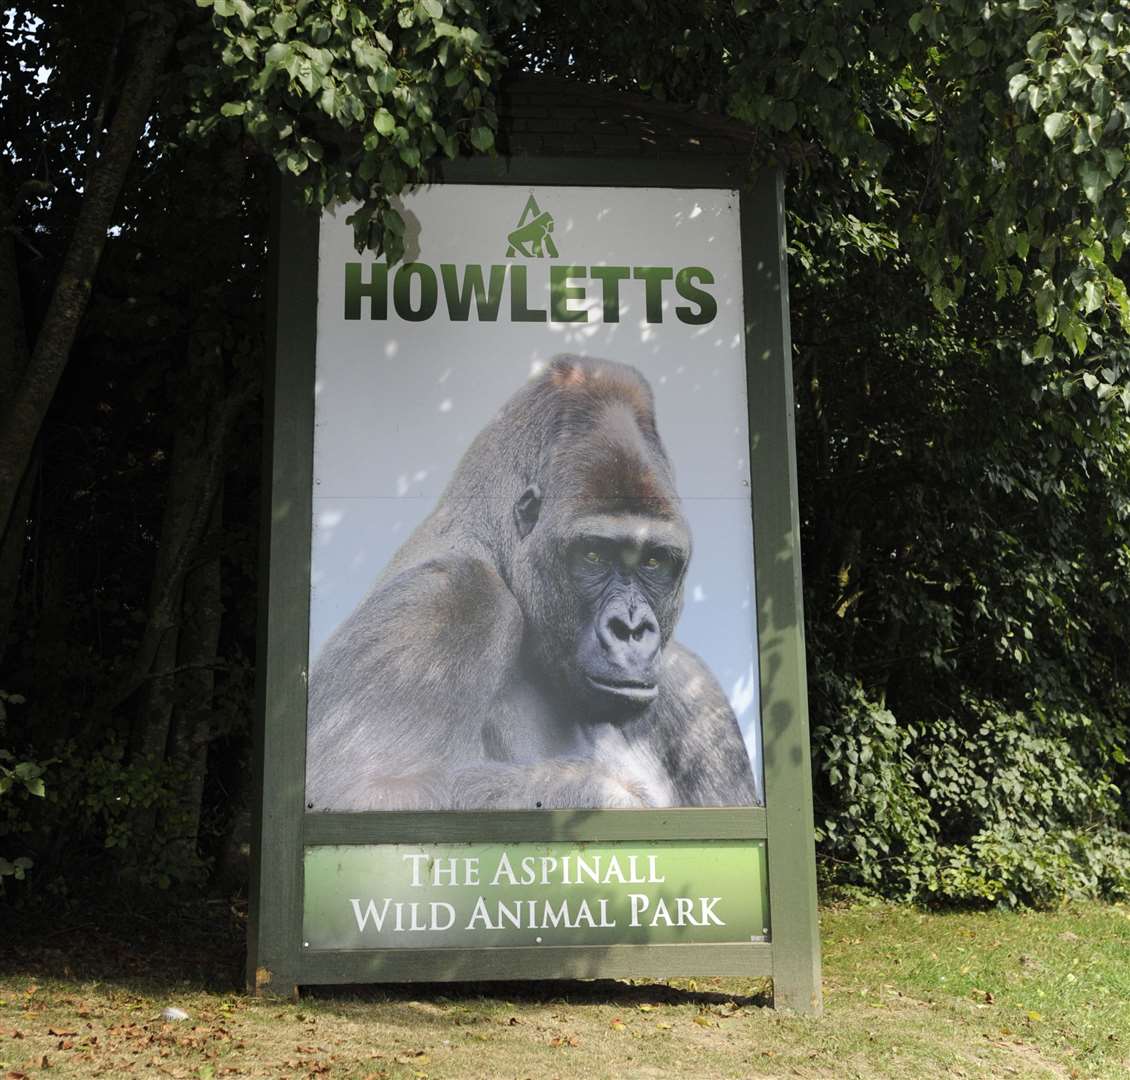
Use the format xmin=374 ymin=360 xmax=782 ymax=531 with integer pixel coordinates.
xmin=742 ymin=172 xmax=823 ymax=1015
xmin=248 ymin=179 xmax=318 ymax=997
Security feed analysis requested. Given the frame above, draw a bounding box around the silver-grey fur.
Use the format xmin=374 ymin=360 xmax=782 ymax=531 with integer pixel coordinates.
xmin=306 ymin=355 xmax=759 ymax=810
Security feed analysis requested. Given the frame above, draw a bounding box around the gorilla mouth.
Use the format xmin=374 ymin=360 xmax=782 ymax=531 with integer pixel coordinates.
xmin=586 ymin=675 xmax=659 ymax=704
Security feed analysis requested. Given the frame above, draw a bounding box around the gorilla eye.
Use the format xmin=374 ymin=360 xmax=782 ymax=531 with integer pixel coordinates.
xmin=584 ymin=550 xmax=604 ymax=564
xmin=641 ymin=550 xmax=680 ymax=579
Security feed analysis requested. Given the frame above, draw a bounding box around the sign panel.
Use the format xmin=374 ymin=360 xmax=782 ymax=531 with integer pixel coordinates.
xmin=303 ymin=841 xmax=768 ymax=950
xmin=305 ymin=185 xmax=763 ymax=816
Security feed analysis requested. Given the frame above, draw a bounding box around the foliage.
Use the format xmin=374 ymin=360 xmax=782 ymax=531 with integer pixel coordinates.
xmin=2 ymin=0 xmax=1129 ymax=906
xmin=0 ymin=691 xmax=44 ymax=889
xmin=792 ymin=177 xmax=1130 ymax=905
xmin=186 ymin=0 xmax=533 ymax=257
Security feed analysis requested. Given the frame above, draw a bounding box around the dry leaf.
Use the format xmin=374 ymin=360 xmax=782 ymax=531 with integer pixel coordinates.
xmin=610 ymin=1018 xmax=627 ymax=1031
xmin=637 ymin=1004 xmax=654 ymax=1013
xmin=1027 ymin=1011 xmax=1042 ymax=1022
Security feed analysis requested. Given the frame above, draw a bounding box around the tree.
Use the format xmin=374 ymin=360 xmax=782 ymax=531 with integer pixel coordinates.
xmin=1 ymin=0 xmax=1128 ymax=900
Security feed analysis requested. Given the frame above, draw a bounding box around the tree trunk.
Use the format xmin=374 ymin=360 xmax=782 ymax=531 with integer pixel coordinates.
xmin=0 ymin=160 xmax=33 ymax=659
xmin=128 ymin=316 xmax=235 ymax=866
xmin=0 ymin=8 xmax=177 ymax=543
xmin=0 ymin=455 xmax=39 ymax=667
xmin=161 ymin=490 xmax=224 ymax=876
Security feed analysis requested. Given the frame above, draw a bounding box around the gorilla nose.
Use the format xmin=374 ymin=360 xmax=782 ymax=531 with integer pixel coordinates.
xmin=608 ymin=614 xmax=652 ymax=644
xmin=599 ymin=606 xmax=660 ymax=668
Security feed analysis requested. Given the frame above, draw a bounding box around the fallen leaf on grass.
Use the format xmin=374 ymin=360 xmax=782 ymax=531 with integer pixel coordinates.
xmin=655 ymin=1022 xmax=672 ymax=1031
xmin=692 ymin=1015 xmax=716 ymax=1028
xmin=1027 ymin=1011 xmax=1042 ymax=1022
xmin=637 ymin=1004 xmax=654 ymax=1013
xmin=548 ymin=1035 xmax=579 ymax=1048
xmin=394 ymin=1052 xmax=429 ymax=1065
xmin=47 ymin=1028 xmax=76 ymax=1037
xmin=610 ymin=1018 xmax=627 ymax=1032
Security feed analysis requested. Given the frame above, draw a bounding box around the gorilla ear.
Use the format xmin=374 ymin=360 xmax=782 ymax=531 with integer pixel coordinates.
xmin=514 ymin=484 xmax=542 ymax=540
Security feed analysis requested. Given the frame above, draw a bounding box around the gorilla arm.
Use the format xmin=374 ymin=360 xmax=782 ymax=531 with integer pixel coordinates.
xmin=305 ymin=555 xmax=651 ymax=811
xmin=638 ymin=643 xmax=760 ymax=807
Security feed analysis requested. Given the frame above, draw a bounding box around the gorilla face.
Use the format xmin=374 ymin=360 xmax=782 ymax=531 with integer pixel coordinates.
xmin=564 ymin=516 xmax=689 ymax=709
xmin=509 ymin=386 xmax=691 ymax=720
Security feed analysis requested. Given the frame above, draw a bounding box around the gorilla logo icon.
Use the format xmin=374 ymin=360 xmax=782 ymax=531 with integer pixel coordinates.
xmin=305 ymin=355 xmax=759 ymax=811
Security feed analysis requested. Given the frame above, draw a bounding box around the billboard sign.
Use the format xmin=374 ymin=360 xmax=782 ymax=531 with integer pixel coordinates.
xmin=253 ymin=162 xmax=819 ymax=1012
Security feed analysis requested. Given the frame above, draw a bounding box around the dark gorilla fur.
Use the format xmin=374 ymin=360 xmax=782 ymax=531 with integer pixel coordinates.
xmin=306 ymin=355 xmax=759 ymax=810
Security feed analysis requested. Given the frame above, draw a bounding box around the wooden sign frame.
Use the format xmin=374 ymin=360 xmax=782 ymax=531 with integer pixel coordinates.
xmin=249 ymin=154 xmax=822 ymax=1014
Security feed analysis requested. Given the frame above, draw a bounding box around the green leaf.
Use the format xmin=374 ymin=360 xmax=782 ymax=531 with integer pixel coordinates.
xmin=1043 ymin=112 xmax=1071 ymax=140
xmin=1035 ymin=286 xmax=1055 ymax=327
xmin=469 ymin=125 xmax=494 ymax=151
xmin=1065 ymin=317 xmax=1087 ymax=356
xmin=398 ymin=145 xmax=421 ymax=167
xmin=771 ymin=100 xmax=798 ymax=131
xmin=219 ymin=101 xmax=246 ymax=117
xmin=1083 ymin=281 xmax=1103 ymax=314
xmin=354 ymin=41 xmax=382 ymax=71
xmin=422 ymin=0 xmax=444 ymax=17
xmin=1080 ymin=160 xmax=1112 ymax=204
xmin=930 ymin=284 xmax=955 ymax=313
xmin=272 ymin=10 xmax=297 ymax=35
xmin=1007 ymin=73 xmax=1029 ymax=101
xmin=374 ymin=108 xmax=396 ymax=135
xmin=25 ymin=777 xmax=44 ymax=798
xmin=1083 ymin=371 xmax=1099 ymax=390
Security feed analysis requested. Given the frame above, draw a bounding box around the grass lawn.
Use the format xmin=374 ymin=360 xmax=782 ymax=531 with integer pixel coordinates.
xmin=1 ymin=899 xmax=1127 ymax=1079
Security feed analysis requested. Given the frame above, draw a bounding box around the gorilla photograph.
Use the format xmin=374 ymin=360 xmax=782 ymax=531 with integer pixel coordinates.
xmin=305 ymin=355 xmax=760 ymax=812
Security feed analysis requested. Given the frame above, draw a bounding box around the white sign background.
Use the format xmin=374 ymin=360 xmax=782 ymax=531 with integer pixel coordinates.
xmin=310 ymin=184 xmax=762 ymax=796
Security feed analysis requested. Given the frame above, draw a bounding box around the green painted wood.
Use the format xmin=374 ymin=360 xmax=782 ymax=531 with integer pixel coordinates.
xmin=296 ymin=942 xmax=773 ymax=983
xmin=741 ymin=173 xmax=823 ymax=1016
xmin=255 ymin=153 xmax=820 ymax=1003
xmin=303 ymin=808 xmax=767 ymax=845
xmin=248 ymin=177 xmax=320 ymax=997
xmin=434 ymin=155 xmax=745 ymax=189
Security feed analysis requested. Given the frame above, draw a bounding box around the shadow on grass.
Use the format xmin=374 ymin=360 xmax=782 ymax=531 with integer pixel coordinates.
xmin=1 ymin=892 xmax=771 ymax=1010
xmin=305 ymin=978 xmax=771 ymax=1010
